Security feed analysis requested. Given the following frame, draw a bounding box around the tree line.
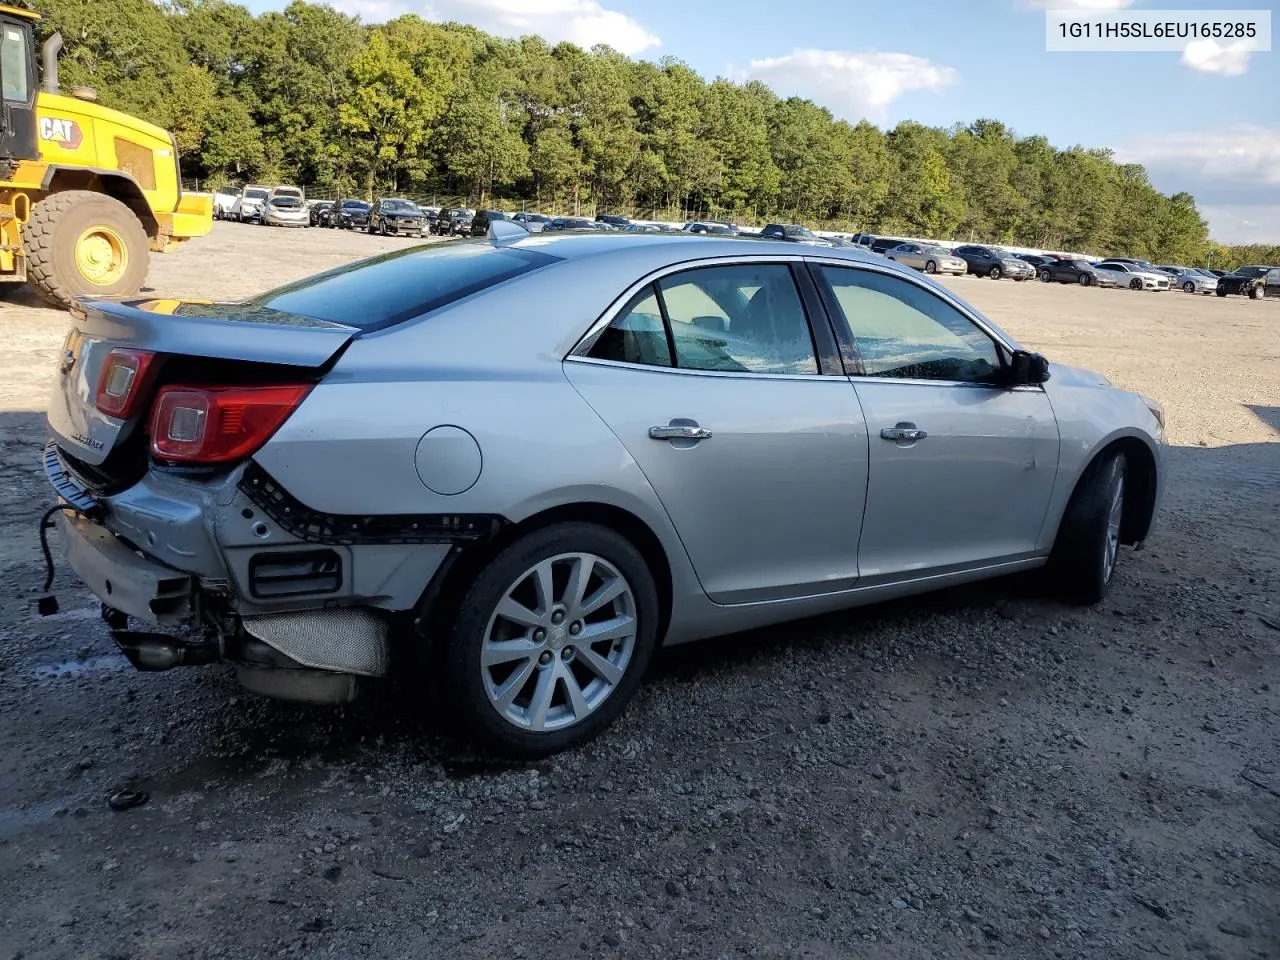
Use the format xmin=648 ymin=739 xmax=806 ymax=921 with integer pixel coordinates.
xmin=31 ymin=0 xmax=1271 ymax=266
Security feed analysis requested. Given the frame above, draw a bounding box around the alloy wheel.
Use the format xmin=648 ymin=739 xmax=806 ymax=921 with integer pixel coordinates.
xmin=1102 ymin=474 xmax=1124 ymax=584
xmin=480 ymin=553 xmax=637 ymax=733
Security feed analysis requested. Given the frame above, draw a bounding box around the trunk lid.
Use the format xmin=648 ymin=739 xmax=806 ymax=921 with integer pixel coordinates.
xmin=48 ymin=297 xmax=356 ymax=470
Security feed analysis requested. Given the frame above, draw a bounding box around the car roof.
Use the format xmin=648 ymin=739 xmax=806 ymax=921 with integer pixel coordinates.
xmin=489 ymin=230 xmax=894 ymax=268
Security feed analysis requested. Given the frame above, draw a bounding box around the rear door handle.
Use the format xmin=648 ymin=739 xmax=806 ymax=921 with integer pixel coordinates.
xmin=649 ymin=424 xmax=712 ymax=441
xmin=880 ymin=423 xmax=927 ymax=443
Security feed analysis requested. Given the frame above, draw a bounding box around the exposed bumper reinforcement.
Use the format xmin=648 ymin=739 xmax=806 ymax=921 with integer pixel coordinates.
xmin=55 ymin=512 xmax=192 ymax=625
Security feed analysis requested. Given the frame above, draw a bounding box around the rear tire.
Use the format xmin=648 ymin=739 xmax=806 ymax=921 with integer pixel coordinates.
xmin=439 ymin=522 xmax=660 ymax=757
xmin=1049 ymin=452 xmax=1127 ymax=605
xmin=23 ymin=190 xmax=149 ymax=308
xmin=1216 ymin=288 xmax=1227 ymax=297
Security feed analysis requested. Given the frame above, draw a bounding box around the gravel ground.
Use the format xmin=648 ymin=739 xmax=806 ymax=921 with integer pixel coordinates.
xmin=1 ymin=223 xmax=1277 ymax=960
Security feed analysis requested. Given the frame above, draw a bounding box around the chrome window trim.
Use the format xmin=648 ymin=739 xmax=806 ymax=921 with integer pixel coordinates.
xmin=566 ymin=354 xmax=841 ymax=384
xmin=565 ymin=253 xmax=831 ymax=380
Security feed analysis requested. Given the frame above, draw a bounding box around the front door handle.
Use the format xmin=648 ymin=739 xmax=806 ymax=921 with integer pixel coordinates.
xmin=649 ymin=424 xmax=712 ymax=441
xmin=880 ymin=423 xmax=927 ymax=443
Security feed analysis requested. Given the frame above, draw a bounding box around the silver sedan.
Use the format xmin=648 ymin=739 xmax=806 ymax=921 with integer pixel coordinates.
xmin=43 ymin=230 xmax=1166 ymax=756
xmin=887 ymin=242 xmax=967 ymax=275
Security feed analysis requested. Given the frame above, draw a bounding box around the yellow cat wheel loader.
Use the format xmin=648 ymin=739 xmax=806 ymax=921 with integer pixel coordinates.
xmin=0 ymin=5 xmax=212 ymax=307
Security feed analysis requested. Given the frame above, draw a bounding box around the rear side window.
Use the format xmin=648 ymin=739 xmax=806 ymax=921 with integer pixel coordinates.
xmin=252 ymin=243 xmax=562 ymax=331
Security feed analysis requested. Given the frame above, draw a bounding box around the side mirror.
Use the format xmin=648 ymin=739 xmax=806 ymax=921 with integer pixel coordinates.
xmin=1008 ymin=349 xmax=1050 ymax=386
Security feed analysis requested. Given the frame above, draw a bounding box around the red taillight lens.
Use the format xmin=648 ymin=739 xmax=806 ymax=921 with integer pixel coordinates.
xmin=95 ymin=348 xmax=157 ymax=418
xmin=150 ymin=384 xmax=312 ymax=464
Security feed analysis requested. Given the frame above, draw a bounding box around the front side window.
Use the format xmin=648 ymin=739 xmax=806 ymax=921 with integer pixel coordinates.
xmin=820 ymin=266 xmax=1002 ymax=383
xmin=587 ymin=263 xmax=818 ymax=376
xmin=1 ymin=24 xmax=29 ymax=103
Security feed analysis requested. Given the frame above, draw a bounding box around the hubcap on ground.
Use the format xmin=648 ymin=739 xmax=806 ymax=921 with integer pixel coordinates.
xmin=480 ymin=552 xmax=637 ymax=733
xmin=1102 ymin=474 xmax=1124 ymax=583
xmin=74 ymin=226 xmax=128 ymax=286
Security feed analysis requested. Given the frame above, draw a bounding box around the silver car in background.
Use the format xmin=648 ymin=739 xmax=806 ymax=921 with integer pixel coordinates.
xmin=43 ymin=228 xmax=1165 ymax=756
xmin=887 ymin=242 xmax=967 ymax=275
xmin=264 ymin=186 xmax=309 ymax=227
xmin=1158 ymin=266 xmax=1217 ymax=294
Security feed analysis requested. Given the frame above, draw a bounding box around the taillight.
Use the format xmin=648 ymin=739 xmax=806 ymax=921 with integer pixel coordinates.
xmin=150 ymin=384 xmax=312 ymax=465
xmin=95 ymin=348 xmax=157 ymax=418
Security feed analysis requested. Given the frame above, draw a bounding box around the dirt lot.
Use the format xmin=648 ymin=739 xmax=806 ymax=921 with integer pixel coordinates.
xmin=1 ymin=222 xmax=1277 ymax=960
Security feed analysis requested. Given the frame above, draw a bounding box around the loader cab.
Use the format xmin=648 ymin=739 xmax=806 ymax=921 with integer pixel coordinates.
xmin=0 ymin=6 xmax=38 ymax=164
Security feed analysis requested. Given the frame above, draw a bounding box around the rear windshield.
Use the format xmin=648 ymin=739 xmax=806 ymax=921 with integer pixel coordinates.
xmin=249 ymin=242 xmax=562 ymax=331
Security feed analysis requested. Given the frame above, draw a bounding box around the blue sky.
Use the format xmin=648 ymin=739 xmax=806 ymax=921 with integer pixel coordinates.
xmin=242 ymin=0 xmax=1279 ymax=243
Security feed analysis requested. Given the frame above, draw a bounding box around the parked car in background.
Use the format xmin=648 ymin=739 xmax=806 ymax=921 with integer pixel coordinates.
xmin=596 ymin=214 xmax=631 ymax=227
xmin=470 ymin=209 xmax=511 ymax=237
xmin=43 ymin=232 xmax=1165 ymax=757
xmin=1215 ymin=265 xmax=1276 ymax=299
xmin=547 ymin=217 xmax=597 ymax=232
xmin=1157 ymin=266 xmax=1217 ymax=294
xmin=886 ymin=242 xmax=966 ymax=275
xmin=331 ymin=199 xmax=371 ymax=231
xmin=369 ymin=198 xmax=428 ymax=237
xmin=1037 ymin=258 xmax=1111 ymax=287
xmin=760 ymin=224 xmax=836 ymax=246
xmin=264 ymin=186 xmax=308 ymax=228
xmin=1017 ymin=254 xmax=1056 ymax=269
xmin=1094 ymin=262 xmax=1171 ymax=291
xmin=308 ymin=201 xmax=333 ymax=227
xmin=684 ymin=220 xmax=739 ymax=235
xmin=435 ymin=207 xmax=474 ymax=236
xmin=233 ymin=185 xmax=270 ymax=224
xmin=512 ymin=212 xmax=551 ymax=231
xmin=212 ymin=186 xmax=240 ymax=220
xmin=868 ymin=237 xmax=908 ymax=256
xmin=953 ymin=245 xmax=1035 ymax=280
xmin=1208 ymin=269 xmax=1226 ymax=278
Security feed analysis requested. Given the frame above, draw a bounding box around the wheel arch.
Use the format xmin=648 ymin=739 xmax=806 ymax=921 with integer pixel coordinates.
xmin=1056 ymin=434 xmax=1159 ymax=548
xmin=415 ymin=500 xmax=675 ymax=647
xmin=41 ymin=166 xmax=158 ymax=237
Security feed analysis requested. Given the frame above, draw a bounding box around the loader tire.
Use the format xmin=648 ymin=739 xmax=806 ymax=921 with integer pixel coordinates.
xmin=23 ymin=191 xmax=150 ymax=307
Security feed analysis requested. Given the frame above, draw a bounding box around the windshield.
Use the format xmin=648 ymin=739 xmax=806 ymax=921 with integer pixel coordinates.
xmin=246 ymin=189 xmax=268 ymax=200
xmin=382 ymin=200 xmax=418 ymax=212
xmin=252 ymin=244 xmax=563 ymax=331
xmin=1194 ymin=268 xmax=1216 ymax=277
xmin=783 ymin=226 xmax=815 ymax=238
xmin=342 ymin=201 xmax=370 ymax=211
xmin=1 ymin=24 xmax=29 ymax=103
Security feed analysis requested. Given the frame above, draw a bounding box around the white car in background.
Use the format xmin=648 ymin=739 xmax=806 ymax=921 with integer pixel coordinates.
xmin=212 ymin=186 xmax=240 ymax=220
xmin=1093 ymin=262 xmax=1171 ymax=291
xmin=232 ymin=184 xmax=271 ymax=223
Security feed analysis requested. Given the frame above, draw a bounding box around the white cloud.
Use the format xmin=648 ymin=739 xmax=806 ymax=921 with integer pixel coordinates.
xmin=1197 ymin=205 xmax=1280 ymax=245
xmin=742 ymin=49 xmax=958 ymax=123
xmin=1181 ymin=38 xmax=1253 ymax=76
xmin=331 ymin=0 xmax=661 ymax=55
xmin=1019 ymin=0 xmax=1136 ymax=9
xmin=1117 ymin=126 xmax=1280 ymax=242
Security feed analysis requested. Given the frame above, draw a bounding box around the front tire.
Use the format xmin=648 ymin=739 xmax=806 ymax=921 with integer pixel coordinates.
xmin=440 ymin=522 xmax=660 ymax=757
xmin=1249 ymin=283 xmax=1265 ymax=300
xmin=23 ymin=190 xmax=149 ymax=307
xmin=1078 ymin=273 xmax=1092 ymax=286
xmin=989 ymin=265 xmax=1002 ymax=280
xmin=1183 ymin=281 xmax=1195 ymax=293
xmin=1129 ymin=278 xmax=1143 ymax=291
xmin=924 ymin=260 xmax=937 ymax=274
xmin=1039 ymin=270 xmax=1052 ymax=283
xmin=1050 ymin=452 xmax=1127 ymax=605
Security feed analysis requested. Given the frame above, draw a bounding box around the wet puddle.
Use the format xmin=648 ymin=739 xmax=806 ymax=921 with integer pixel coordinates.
xmin=33 ymin=654 xmax=129 ymax=679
